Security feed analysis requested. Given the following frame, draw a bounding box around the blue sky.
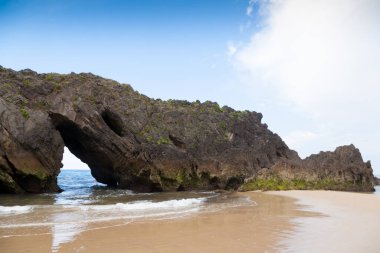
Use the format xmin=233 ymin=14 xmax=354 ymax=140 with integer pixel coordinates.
xmin=1 ymin=0 xmax=379 ymax=175
xmin=0 ymin=0 xmax=258 ymax=106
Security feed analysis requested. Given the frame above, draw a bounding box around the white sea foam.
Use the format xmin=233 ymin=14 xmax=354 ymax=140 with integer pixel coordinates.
xmin=0 ymin=207 xmax=201 ymax=230
xmin=0 ymin=195 xmax=255 ymax=235
xmin=77 ymin=197 xmax=206 ymax=211
xmin=0 ymin=198 xmax=206 ymax=230
xmin=0 ymin=205 xmax=33 ymax=215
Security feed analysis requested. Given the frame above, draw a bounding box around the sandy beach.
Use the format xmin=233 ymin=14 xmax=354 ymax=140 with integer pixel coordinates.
xmin=270 ymin=190 xmax=380 ymax=253
xmin=1 ymin=190 xmax=379 ymax=253
xmin=0 ymin=192 xmax=308 ymax=253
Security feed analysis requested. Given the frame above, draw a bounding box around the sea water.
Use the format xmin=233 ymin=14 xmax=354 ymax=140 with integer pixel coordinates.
xmin=0 ymin=170 xmax=255 ymax=251
xmin=374 ymin=185 xmax=380 ymax=195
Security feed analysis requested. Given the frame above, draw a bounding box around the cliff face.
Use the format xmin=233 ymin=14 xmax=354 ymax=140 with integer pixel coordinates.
xmin=0 ymin=66 xmax=375 ymax=193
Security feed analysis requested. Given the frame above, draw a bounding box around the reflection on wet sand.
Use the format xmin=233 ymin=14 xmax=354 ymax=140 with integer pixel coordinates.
xmin=0 ymin=192 xmax=318 ymax=253
xmin=51 ymin=211 xmax=87 ymax=252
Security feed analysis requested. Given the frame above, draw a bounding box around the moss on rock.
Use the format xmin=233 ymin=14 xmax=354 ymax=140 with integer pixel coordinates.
xmin=240 ymin=176 xmax=366 ymax=192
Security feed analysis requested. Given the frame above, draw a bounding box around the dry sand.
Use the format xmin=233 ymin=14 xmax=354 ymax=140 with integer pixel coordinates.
xmin=1 ymin=191 xmax=379 ymax=253
xmin=269 ymin=190 xmax=380 ymax=253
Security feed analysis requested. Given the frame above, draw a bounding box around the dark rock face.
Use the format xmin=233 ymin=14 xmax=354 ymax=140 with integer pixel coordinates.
xmin=0 ymin=66 xmax=375 ymax=193
xmin=241 ymin=145 xmax=375 ymax=192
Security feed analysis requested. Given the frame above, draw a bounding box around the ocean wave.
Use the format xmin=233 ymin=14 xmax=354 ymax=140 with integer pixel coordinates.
xmin=77 ymin=197 xmax=206 ymax=211
xmin=0 ymin=195 xmax=257 ymax=233
xmin=0 ymin=207 xmax=201 ymax=229
xmin=0 ymin=205 xmax=34 ymax=215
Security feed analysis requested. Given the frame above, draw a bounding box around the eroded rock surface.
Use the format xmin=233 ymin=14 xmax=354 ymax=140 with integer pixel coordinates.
xmin=240 ymin=145 xmax=374 ymax=192
xmin=0 ymin=66 xmax=375 ymax=193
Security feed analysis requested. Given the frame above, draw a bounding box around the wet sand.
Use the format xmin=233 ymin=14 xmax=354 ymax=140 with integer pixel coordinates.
xmin=1 ymin=190 xmax=379 ymax=253
xmin=0 ymin=192 xmax=312 ymax=253
xmin=269 ymin=190 xmax=380 ymax=253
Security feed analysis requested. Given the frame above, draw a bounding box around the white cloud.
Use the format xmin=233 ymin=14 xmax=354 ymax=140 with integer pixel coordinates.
xmin=235 ymin=0 xmax=380 ymax=120
xmin=283 ymin=130 xmax=319 ymax=151
xmin=232 ymin=0 xmax=380 ymax=172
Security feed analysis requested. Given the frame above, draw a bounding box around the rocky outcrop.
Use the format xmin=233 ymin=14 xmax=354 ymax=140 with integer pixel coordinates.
xmin=0 ymin=66 xmax=375 ymax=193
xmin=240 ymin=145 xmax=374 ymax=192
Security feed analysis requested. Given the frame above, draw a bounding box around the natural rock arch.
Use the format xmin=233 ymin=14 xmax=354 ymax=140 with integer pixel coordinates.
xmin=50 ymin=112 xmax=119 ymax=187
xmin=0 ymin=67 xmax=375 ymax=193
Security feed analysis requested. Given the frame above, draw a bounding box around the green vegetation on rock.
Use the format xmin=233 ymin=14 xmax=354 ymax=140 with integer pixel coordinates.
xmin=35 ymin=100 xmax=48 ymax=109
xmin=0 ymin=66 xmax=375 ymax=194
xmin=157 ymin=136 xmax=171 ymax=145
xmin=45 ymin=73 xmax=54 ymax=81
xmin=53 ymin=83 xmax=62 ymax=92
xmin=23 ymin=79 xmax=30 ymax=86
xmin=240 ymin=177 xmax=359 ymax=191
xmin=19 ymin=107 xmax=30 ymax=119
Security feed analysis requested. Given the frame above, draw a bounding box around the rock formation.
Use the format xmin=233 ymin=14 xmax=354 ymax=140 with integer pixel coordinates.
xmin=240 ymin=145 xmax=374 ymax=192
xmin=375 ymin=177 xmax=380 ymax=186
xmin=0 ymin=66 xmax=375 ymax=193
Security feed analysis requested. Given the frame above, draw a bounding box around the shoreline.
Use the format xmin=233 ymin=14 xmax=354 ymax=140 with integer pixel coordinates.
xmin=1 ymin=192 xmax=308 ymax=253
xmin=1 ymin=190 xmax=379 ymax=253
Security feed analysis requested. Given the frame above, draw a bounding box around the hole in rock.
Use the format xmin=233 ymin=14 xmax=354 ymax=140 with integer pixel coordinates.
xmin=50 ymin=113 xmax=118 ymax=187
xmin=58 ymin=147 xmax=98 ymax=191
xmin=225 ymin=177 xmax=243 ymax=190
xmin=101 ymin=109 xmax=124 ymax=136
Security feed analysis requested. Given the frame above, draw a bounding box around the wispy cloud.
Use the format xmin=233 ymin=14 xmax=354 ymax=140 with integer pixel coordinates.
xmin=227 ymin=42 xmax=238 ymax=57
xmin=231 ymin=0 xmax=380 ymax=168
xmin=239 ymin=21 xmax=252 ymax=33
xmin=246 ymin=0 xmax=255 ymax=16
